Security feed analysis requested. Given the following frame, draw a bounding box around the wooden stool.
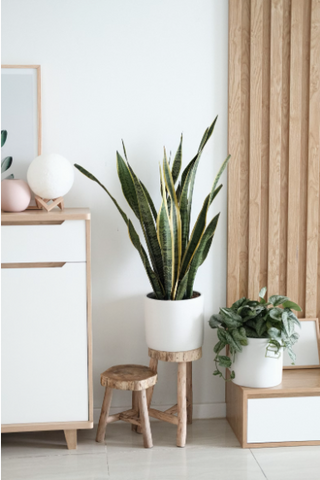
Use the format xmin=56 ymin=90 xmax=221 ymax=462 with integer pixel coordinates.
xmin=96 ymin=364 xmax=157 ymax=448
xmin=146 ymin=347 xmax=202 ymax=447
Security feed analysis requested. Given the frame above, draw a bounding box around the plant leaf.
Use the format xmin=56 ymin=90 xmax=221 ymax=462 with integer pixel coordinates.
xmin=259 ymin=287 xmax=267 ymax=299
xmin=157 ymin=199 xmax=173 ymax=299
xmin=116 ymin=152 xmax=139 ymax=218
xmin=4 ymin=173 xmax=14 ymax=179
xmin=209 ymin=314 xmax=223 ymax=329
xmin=281 ymin=300 xmax=302 ymax=312
xmin=216 ymin=355 xmax=232 ymax=368
xmin=1 ymin=156 xmax=13 ymax=173
xmin=268 ymin=295 xmax=289 ymax=306
xmin=1 ymin=130 xmax=7 ymax=147
xmin=175 ymin=270 xmax=189 ymax=300
xmin=171 ymin=134 xmax=182 ymax=184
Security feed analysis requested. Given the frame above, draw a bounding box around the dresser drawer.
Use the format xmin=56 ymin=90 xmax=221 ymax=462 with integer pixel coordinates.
xmin=1 ymin=220 xmax=86 ymax=263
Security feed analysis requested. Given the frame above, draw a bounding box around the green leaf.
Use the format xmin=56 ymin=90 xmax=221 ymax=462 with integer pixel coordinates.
xmin=231 ymin=328 xmax=248 ymax=346
xmin=259 ymin=287 xmax=267 ymax=299
xmin=244 ymin=326 xmax=259 ymax=338
xmin=282 ymin=311 xmax=295 ymax=336
xmin=220 ymin=308 xmax=243 ymax=323
xmin=175 ymin=270 xmax=189 ymax=300
xmin=4 ymin=173 xmax=14 ymax=179
xmin=256 ymin=316 xmax=267 ymax=337
xmin=1 ymin=156 xmax=13 ymax=173
xmin=231 ymin=297 xmax=247 ymax=310
xmin=209 ymin=314 xmax=223 ymax=329
xmin=1 ymin=130 xmax=7 ymax=147
xmin=269 ymin=308 xmax=282 ymax=321
xmin=171 ymin=134 xmax=183 ymax=184
xmin=157 ymin=200 xmax=173 ymax=299
xmin=281 ymin=300 xmax=302 ymax=312
xmin=213 ymin=340 xmax=225 ymax=354
xmin=268 ymin=295 xmax=289 ymax=306
xmin=216 ymin=355 xmax=232 ymax=368
xmin=116 ymin=152 xmax=139 ymax=218
xmin=268 ymin=327 xmax=281 ymax=339
xmin=208 ymin=155 xmax=231 ymax=206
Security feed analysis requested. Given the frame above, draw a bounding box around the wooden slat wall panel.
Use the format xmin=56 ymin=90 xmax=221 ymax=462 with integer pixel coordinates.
xmin=228 ymin=0 xmax=320 ymax=317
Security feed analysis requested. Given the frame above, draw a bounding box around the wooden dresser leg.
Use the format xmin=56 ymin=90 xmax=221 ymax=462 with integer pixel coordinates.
xmin=96 ymin=387 xmax=113 ymax=443
xmin=177 ymin=361 xmax=187 ymax=447
xmin=132 ymin=391 xmax=139 ymax=432
xmin=64 ymin=429 xmax=77 ymax=450
xmin=138 ymin=389 xmax=153 ymax=448
xmin=186 ymin=361 xmax=193 ymax=424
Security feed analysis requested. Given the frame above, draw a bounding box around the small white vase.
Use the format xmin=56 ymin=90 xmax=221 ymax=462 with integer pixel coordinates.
xmin=144 ymin=292 xmax=204 ymax=352
xmin=232 ymin=338 xmax=283 ymax=388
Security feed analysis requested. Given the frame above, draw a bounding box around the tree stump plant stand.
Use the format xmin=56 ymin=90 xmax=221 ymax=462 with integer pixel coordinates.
xmin=145 ymin=347 xmax=202 ymax=447
xmin=96 ymin=365 xmax=157 ymax=448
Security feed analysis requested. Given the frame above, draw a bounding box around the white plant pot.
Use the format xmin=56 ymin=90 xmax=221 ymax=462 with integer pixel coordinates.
xmin=144 ymin=292 xmax=204 ymax=352
xmin=232 ymin=338 xmax=283 ymax=388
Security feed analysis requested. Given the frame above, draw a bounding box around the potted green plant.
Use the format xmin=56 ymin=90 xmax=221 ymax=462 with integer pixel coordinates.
xmin=209 ymin=287 xmax=301 ymax=388
xmin=75 ymin=117 xmax=230 ymax=352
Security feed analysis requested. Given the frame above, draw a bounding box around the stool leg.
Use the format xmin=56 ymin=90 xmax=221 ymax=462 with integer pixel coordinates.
xmin=177 ymin=361 xmax=187 ymax=447
xmin=131 ymin=391 xmax=140 ymax=432
xmin=137 ymin=357 xmax=158 ymax=434
xmin=138 ymin=389 xmax=153 ymax=448
xmin=186 ymin=361 xmax=193 ymax=424
xmin=96 ymin=387 xmax=113 ymax=443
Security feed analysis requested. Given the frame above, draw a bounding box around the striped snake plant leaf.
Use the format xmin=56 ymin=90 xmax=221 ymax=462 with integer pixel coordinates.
xmin=116 ymin=152 xmax=140 ymax=218
xmin=74 ymin=164 xmax=129 ymax=225
xmin=171 ymin=134 xmax=183 ymax=185
xmin=198 ymin=116 xmax=218 ymax=152
xmin=127 ymin=219 xmax=165 ymax=299
xmin=208 ymin=154 xmax=231 ymax=206
xmin=179 ymin=194 xmax=210 ymax=279
xmin=141 ymin=181 xmax=158 ymax=222
xmin=1 ymin=130 xmax=7 ymax=148
xmin=175 ymin=270 xmax=189 ymax=300
xmin=179 ymin=166 xmax=193 ymax=255
xmin=1 ymin=156 xmax=13 ymax=174
xmin=157 ymin=198 xmax=173 ymax=299
xmin=163 ymin=151 xmax=182 ymax=297
xmin=127 ymin=162 xmax=165 ymax=286
xmin=186 ymin=213 xmax=220 ymax=298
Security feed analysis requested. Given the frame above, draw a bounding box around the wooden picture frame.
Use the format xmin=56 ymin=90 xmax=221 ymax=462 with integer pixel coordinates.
xmin=283 ymin=318 xmax=320 ymax=369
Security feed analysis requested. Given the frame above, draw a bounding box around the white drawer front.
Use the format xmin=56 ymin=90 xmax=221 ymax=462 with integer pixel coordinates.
xmin=1 ymin=220 xmax=86 ymax=263
xmin=247 ymin=397 xmax=320 ymax=443
xmin=1 ymin=263 xmax=88 ymax=424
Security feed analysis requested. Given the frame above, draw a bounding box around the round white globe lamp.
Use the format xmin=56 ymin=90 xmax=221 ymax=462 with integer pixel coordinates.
xmin=27 ymin=153 xmax=74 ymax=211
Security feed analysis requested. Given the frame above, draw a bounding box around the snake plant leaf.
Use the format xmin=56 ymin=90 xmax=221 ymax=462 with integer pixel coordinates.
xmin=116 ymin=152 xmax=140 ymax=218
xmin=127 ymin=162 xmax=165 ymax=286
xmin=179 ymin=195 xmax=210 ymax=279
xmin=141 ymin=181 xmax=158 ymax=222
xmin=74 ymin=164 xmax=129 ymax=225
xmin=157 ymin=199 xmax=173 ymax=299
xmin=1 ymin=156 xmax=13 ymax=173
xmin=163 ymin=151 xmax=182 ymax=296
xmin=1 ymin=130 xmax=7 ymax=147
xmin=171 ymin=134 xmax=182 ymax=185
xmin=281 ymin=300 xmax=302 ymax=311
xmin=175 ymin=270 xmax=189 ymax=300
xmin=179 ymin=166 xmax=194 ymax=254
xmin=198 ymin=116 xmax=218 ymax=152
xmin=4 ymin=173 xmax=14 ymax=179
xmin=127 ymin=219 xmax=164 ymax=299
xmin=185 ymin=213 xmax=220 ymax=298
xmin=208 ymin=155 xmax=231 ymax=206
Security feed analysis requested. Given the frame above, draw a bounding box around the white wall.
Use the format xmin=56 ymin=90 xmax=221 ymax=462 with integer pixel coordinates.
xmin=2 ymin=0 xmax=229 ymax=419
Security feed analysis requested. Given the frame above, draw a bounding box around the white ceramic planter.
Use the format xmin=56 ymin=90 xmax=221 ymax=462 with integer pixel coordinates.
xmin=144 ymin=292 xmax=204 ymax=352
xmin=232 ymin=338 xmax=283 ymax=388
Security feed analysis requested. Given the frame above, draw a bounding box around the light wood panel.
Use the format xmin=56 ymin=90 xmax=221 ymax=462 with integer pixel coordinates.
xmin=228 ymin=0 xmax=320 ymax=321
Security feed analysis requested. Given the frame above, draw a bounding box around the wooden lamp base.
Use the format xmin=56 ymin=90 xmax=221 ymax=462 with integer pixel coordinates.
xmin=34 ymin=195 xmax=64 ymax=212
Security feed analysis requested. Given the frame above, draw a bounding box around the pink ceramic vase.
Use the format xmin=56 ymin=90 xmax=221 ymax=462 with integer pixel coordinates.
xmin=1 ymin=179 xmax=31 ymax=212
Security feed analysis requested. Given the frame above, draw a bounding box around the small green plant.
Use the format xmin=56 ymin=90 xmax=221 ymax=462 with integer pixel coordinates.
xmin=1 ymin=130 xmax=14 ymax=179
xmin=209 ymin=287 xmax=301 ymax=380
xmin=75 ymin=117 xmax=230 ymax=300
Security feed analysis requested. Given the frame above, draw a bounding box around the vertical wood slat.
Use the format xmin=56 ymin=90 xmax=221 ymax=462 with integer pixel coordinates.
xmin=227 ymin=0 xmax=243 ymax=306
xmin=248 ymin=0 xmax=263 ymax=298
xmin=306 ymin=0 xmax=320 ymax=317
xmin=286 ymin=0 xmax=304 ymax=307
xmin=268 ymin=0 xmax=283 ymax=296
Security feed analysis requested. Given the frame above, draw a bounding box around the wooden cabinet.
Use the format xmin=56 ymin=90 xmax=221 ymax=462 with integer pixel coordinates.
xmin=1 ymin=208 xmax=93 ymax=449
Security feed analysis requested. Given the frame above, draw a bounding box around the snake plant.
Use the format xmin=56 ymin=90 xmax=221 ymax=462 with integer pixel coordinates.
xmin=209 ymin=287 xmax=301 ymax=380
xmin=75 ymin=117 xmax=230 ymax=300
xmin=1 ymin=130 xmax=14 ymax=179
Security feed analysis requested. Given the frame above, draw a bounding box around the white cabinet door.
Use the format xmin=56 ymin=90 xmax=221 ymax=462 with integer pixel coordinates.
xmin=1 ymin=263 xmax=88 ymax=425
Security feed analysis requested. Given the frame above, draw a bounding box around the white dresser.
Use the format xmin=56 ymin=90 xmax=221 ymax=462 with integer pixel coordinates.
xmin=1 ymin=208 xmax=93 ymax=449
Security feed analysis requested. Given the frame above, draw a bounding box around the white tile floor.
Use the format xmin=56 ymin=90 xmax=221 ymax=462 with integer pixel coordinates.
xmin=2 ymin=419 xmax=320 ymax=480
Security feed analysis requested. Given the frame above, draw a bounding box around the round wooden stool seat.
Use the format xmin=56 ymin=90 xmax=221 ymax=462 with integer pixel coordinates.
xmin=100 ymin=364 xmax=157 ymax=391
xmin=148 ymin=347 xmax=202 ymax=363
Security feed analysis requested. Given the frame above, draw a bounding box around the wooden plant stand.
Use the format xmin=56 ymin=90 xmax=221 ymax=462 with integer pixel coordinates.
xmin=96 ymin=365 xmax=157 ymax=448
xmin=144 ymin=347 xmax=202 ymax=448
xmin=35 ymin=195 xmax=64 ymax=212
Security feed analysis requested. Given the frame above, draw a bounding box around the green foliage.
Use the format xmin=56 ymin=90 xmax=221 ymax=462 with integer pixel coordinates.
xmin=1 ymin=130 xmax=14 ymax=179
xmin=209 ymin=288 xmax=301 ymax=380
xmin=75 ymin=118 xmax=230 ymax=299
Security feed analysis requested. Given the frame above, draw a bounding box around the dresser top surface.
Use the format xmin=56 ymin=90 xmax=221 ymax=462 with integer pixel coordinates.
xmin=1 ymin=208 xmax=90 ymax=223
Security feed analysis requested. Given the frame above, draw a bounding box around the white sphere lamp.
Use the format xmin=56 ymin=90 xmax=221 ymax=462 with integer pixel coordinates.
xmin=27 ymin=153 xmax=74 ymax=211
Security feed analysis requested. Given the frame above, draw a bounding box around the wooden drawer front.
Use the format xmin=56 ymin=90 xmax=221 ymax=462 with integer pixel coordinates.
xmin=247 ymin=397 xmax=320 ymax=443
xmin=1 ymin=263 xmax=88 ymax=424
xmin=1 ymin=220 xmax=86 ymax=263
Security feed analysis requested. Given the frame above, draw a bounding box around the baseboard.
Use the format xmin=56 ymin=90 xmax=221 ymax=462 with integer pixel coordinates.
xmin=93 ymin=402 xmax=226 ymax=424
